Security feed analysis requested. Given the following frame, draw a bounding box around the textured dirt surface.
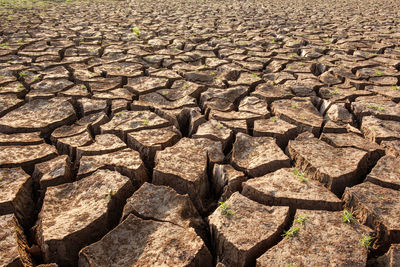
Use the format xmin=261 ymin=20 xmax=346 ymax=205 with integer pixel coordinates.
xmin=1 ymin=0 xmax=400 ymax=265
xmin=257 ymin=210 xmax=372 ymax=266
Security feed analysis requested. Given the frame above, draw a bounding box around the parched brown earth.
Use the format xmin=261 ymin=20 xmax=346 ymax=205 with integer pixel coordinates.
xmin=0 ymin=0 xmax=400 ymax=265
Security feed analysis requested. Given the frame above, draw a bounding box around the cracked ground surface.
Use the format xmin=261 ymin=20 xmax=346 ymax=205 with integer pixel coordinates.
xmin=0 ymin=0 xmax=400 ymax=266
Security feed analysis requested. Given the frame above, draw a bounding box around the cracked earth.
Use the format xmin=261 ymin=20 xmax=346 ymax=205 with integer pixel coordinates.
xmin=0 ymin=0 xmax=400 ymax=266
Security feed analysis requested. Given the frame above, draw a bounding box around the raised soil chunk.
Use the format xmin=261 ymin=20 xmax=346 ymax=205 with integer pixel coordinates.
xmin=0 ymin=143 xmax=57 ymax=169
xmin=76 ymin=98 xmax=108 ymax=116
xmin=376 ymin=244 xmax=400 ymax=267
xmin=131 ymin=92 xmax=196 ymax=114
xmin=78 ymin=214 xmax=213 ymax=267
xmin=208 ymin=192 xmax=290 ymax=267
xmin=0 ymin=98 xmax=76 ymax=135
xmin=343 ymin=182 xmax=400 ymax=246
xmin=32 ymin=155 xmax=72 ymax=190
xmin=92 ymin=88 xmax=134 ymax=101
xmin=125 ymin=76 xmax=169 ymax=95
xmin=351 ymin=95 xmax=400 ymax=121
xmin=238 ymin=96 xmax=269 ymax=116
xmin=76 ymin=134 xmax=126 ymax=160
xmin=365 ymin=155 xmax=400 ymax=190
xmin=231 ymin=133 xmax=290 ymax=177
xmin=187 ymin=109 xmax=206 ymax=136
xmin=100 ymin=110 xmax=172 ymax=140
xmin=320 ymin=132 xmax=384 ymax=165
xmin=0 ymin=131 xmax=43 ymax=146
xmin=136 ymin=92 xmax=197 ymax=111
xmin=218 ymin=119 xmax=248 ymax=134
xmin=153 ymin=137 xmax=224 ymax=212
xmin=207 ymin=109 xmax=267 ymax=125
xmin=366 ymin=85 xmax=400 ymax=102
xmin=200 ymin=86 xmax=248 ymax=114
xmin=0 ymin=214 xmax=22 ymax=267
xmin=36 ymin=169 xmax=135 ymax=266
xmin=361 ymin=116 xmax=400 ymax=144
xmin=0 ymin=168 xmax=34 ymax=228
xmin=0 ymin=94 xmax=24 ymax=117
xmin=287 ymin=134 xmax=369 ymax=195
xmin=192 ymin=119 xmax=233 ymax=150
xmin=76 ymin=112 xmax=110 ymax=136
xmin=323 ymin=102 xmax=353 ymax=124
xmin=212 ymin=164 xmax=246 ymax=202
xmin=242 ymin=168 xmax=342 ymax=210
xmin=253 ymin=118 xmax=298 ymax=148
xmin=126 ymin=126 xmax=181 ymax=165
xmin=121 ymin=182 xmax=204 ymax=231
xmin=54 ymin=131 xmax=93 ymax=158
xmin=50 ymin=124 xmax=88 ymax=141
xmin=256 ymin=209 xmax=371 ymax=267
xmin=26 ymin=79 xmax=74 ymax=100
xmin=251 ymin=83 xmax=293 ymax=104
xmin=271 ymin=97 xmax=323 ymax=135
xmin=381 ymin=140 xmax=400 ymax=158
xmin=77 ymin=148 xmax=148 ymax=185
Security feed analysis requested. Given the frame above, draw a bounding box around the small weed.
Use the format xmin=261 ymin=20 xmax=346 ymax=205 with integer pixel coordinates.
xmin=291 ymin=103 xmax=298 ymax=109
xmin=81 ymin=84 xmax=87 ymax=89
xmin=392 ymin=85 xmax=400 ymax=91
xmin=115 ymin=112 xmax=125 ymax=117
xmin=143 ymin=119 xmax=149 ymax=125
xmin=370 ymin=53 xmax=378 ymax=57
xmin=105 ymin=189 xmax=114 ymax=201
xmin=343 ymin=209 xmax=357 ymax=224
xmin=301 ymin=115 xmax=308 ymax=121
xmin=216 ymin=123 xmax=224 ymax=130
xmin=293 ymin=169 xmax=308 ymax=183
xmin=370 ymin=126 xmax=377 ymax=132
xmin=360 ymin=234 xmax=374 ymax=249
xmin=251 ymin=73 xmax=259 ymax=79
xmin=116 ymin=66 xmax=121 ymax=70
xmin=375 ymin=70 xmax=384 ymax=76
xmin=294 ymin=214 xmax=308 ymax=224
xmin=0 ymin=42 xmax=10 ymax=49
xmin=210 ymin=71 xmax=216 ymax=76
xmin=132 ymin=26 xmax=140 ymax=35
xmin=282 ymin=226 xmax=300 ymax=238
xmin=270 ymin=116 xmax=277 ymax=122
xmin=18 ymin=71 xmax=27 ymax=78
xmin=379 ymin=196 xmax=384 ymax=200
xmin=32 ymin=75 xmax=40 ymax=82
xmin=218 ymin=200 xmax=234 ymax=216
xmin=162 ymin=91 xmax=168 ymax=96
xmin=368 ymin=104 xmax=385 ymax=113
xmin=330 ymin=88 xmax=339 ymax=95
xmin=299 ymin=62 xmax=306 ymax=66
xmin=184 ymin=83 xmax=189 ymax=89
